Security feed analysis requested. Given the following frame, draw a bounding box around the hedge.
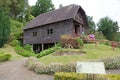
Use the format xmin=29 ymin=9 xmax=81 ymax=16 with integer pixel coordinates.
xmin=26 ymin=57 xmax=76 ymax=75
xmin=37 ymin=46 xmax=60 ymax=58
xmin=54 ymin=72 xmax=86 ymax=80
xmin=14 ymin=45 xmax=35 ymax=57
xmin=0 ymin=54 xmax=11 ymax=62
xmin=54 ymin=72 xmax=120 ymax=80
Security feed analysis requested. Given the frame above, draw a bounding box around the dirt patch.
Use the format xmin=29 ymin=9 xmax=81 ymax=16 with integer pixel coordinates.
xmin=53 ymin=51 xmax=86 ymax=56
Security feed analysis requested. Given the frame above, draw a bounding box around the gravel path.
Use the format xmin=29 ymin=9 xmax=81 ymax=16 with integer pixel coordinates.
xmin=0 ymin=59 xmax=54 ymax=80
xmin=0 ymin=59 xmax=120 ymax=80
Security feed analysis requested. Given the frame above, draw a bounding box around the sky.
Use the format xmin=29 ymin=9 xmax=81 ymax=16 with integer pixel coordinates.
xmin=29 ymin=0 xmax=120 ymax=28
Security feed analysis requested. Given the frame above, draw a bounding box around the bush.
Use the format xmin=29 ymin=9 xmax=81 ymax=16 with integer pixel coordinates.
xmin=24 ymin=44 xmax=32 ymax=51
xmin=26 ymin=57 xmax=76 ymax=75
xmin=61 ymin=63 xmax=76 ymax=72
xmin=61 ymin=35 xmax=83 ymax=49
xmin=0 ymin=54 xmax=11 ymax=62
xmin=9 ymin=39 xmax=20 ymax=47
xmin=107 ymin=74 xmax=120 ymax=80
xmin=15 ymin=45 xmax=35 ymax=57
xmin=25 ymin=57 xmax=38 ymax=70
xmin=54 ymin=72 xmax=108 ymax=80
xmin=99 ymin=56 xmax=120 ymax=69
xmin=75 ymin=38 xmax=84 ymax=48
xmin=37 ymin=46 xmax=60 ymax=58
xmin=100 ymin=41 xmax=111 ymax=46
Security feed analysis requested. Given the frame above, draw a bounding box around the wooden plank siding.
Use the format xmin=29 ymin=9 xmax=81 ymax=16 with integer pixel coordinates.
xmin=24 ymin=19 xmax=74 ymax=44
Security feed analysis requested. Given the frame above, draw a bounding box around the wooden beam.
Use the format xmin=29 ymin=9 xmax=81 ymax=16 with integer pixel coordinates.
xmin=41 ymin=43 xmax=44 ymax=51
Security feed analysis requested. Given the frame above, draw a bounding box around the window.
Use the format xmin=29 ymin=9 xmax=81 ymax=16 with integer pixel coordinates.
xmin=47 ymin=29 xmax=53 ymax=35
xmin=33 ymin=32 xmax=37 ymax=36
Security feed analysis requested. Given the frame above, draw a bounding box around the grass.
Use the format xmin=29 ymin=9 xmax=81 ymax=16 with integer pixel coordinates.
xmin=38 ymin=44 xmax=120 ymax=64
xmin=0 ymin=44 xmax=24 ymax=61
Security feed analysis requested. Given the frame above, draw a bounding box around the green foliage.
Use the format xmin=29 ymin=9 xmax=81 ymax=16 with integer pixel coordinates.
xmin=61 ymin=35 xmax=83 ymax=49
xmin=24 ymin=44 xmax=32 ymax=51
xmin=0 ymin=0 xmax=29 ymax=19
xmin=0 ymin=53 xmax=11 ymax=62
xmin=94 ymin=32 xmax=106 ymax=40
xmin=9 ymin=39 xmax=20 ymax=47
xmin=37 ymin=46 xmax=60 ymax=58
xmin=26 ymin=57 xmax=76 ymax=75
xmin=31 ymin=0 xmax=55 ymax=17
xmin=75 ymin=38 xmax=84 ymax=48
xmin=107 ymin=74 xmax=120 ymax=80
xmin=10 ymin=19 xmax=24 ymax=34
xmin=38 ymin=44 xmax=120 ymax=64
xmin=100 ymin=41 xmax=111 ymax=46
xmin=0 ymin=8 xmax=10 ymax=47
xmin=97 ymin=16 xmax=119 ymax=41
xmin=87 ymin=16 xmax=96 ymax=34
xmin=100 ymin=56 xmax=120 ymax=69
xmin=54 ymin=72 xmax=108 ymax=80
xmin=14 ymin=45 xmax=35 ymax=57
xmin=54 ymin=72 xmax=86 ymax=80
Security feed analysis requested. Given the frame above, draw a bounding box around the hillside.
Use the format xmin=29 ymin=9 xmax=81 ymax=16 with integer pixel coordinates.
xmin=38 ymin=44 xmax=120 ymax=64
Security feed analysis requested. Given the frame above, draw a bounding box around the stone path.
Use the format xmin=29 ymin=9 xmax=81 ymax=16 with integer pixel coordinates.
xmin=0 ymin=59 xmax=53 ymax=80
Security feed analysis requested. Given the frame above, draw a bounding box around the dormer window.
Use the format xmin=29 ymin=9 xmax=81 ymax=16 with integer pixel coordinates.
xmin=33 ymin=32 xmax=37 ymax=36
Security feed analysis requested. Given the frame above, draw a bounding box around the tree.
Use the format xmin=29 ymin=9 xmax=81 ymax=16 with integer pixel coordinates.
xmin=0 ymin=0 xmax=29 ymax=19
xmin=0 ymin=8 xmax=10 ymax=47
xmin=31 ymin=0 xmax=55 ymax=17
xmin=87 ymin=16 xmax=96 ymax=34
xmin=97 ymin=17 xmax=119 ymax=41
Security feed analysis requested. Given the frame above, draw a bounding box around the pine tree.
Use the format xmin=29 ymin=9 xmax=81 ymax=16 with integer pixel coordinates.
xmin=0 ymin=8 xmax=10 ymax=47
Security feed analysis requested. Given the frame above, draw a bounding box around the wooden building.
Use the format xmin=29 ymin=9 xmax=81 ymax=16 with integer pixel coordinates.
xmin=23 ymin=4 xmax=88 ymax=53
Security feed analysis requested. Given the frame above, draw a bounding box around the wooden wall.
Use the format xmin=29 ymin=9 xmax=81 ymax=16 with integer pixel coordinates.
xmin=23 ymin=19 xmax=74 ymax=44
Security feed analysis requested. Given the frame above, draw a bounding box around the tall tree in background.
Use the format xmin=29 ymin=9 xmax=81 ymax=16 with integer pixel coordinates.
xmin=31 ymin=0 xmax=55 ymax=17
xmin=0 ymin=8 xmax=10 ymax=47
xmin=87 ymin=16 xmax=96 ymax=34
xmin=97 ymin=17 xmax=119 ymax=41
xmin=0 ymin=0 xmax=29 ymax=19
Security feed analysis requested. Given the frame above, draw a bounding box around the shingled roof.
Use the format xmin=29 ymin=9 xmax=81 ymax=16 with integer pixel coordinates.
xmin=23 ymin=4 xmax=87 ymax=30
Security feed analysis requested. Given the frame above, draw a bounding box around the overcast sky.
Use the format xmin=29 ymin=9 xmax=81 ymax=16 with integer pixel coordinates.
xmin=29 ymin=0 xmax=120 ymax=27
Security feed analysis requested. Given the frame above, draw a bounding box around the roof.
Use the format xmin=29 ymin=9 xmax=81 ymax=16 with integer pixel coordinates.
xmin=23 ymin=4 xmax=87 ymax=30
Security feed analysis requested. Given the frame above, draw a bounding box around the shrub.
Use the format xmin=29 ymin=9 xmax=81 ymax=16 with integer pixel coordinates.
xmin=61 ymin=35 xmax=83 ymax=49
xmin=54 ymin=72 xmax=108 ymax=80
xmin=15 ymin=45 xmax=35 ymax=57
xmin=0 ymin=54 xmax=11 ymax=62
xmin=26 ymin=57 xmax=76 ymax=75
xmin=99 ymin=56 xmax=120 ymax=69
xmin=46 ymin=63 xmax=62 ymax=75
xmin=75 ymin=38 xmax=84 ymax=48
xmin=25 ymin=57 xmax=38 ymax=70
xmin=37 ymin=46 xmax=60 ymax=58
xmin=24 ymin=44 xmax=32 ymax=51
xmin=61 ymin=63 xmax=76 ymax=72
xmin=107 ymin=74 xmax=120 ymax=80
xmin=100 ymin=41 xmax=111 ymax=46
xmin=9 ymin=39 xmax=20 ymax=47
xmin=34 ymin=62 xmax=47 ymax=74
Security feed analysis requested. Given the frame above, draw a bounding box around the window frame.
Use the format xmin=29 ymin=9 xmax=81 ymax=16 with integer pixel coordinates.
xmin=33 ymin=32 xmax=37 ymax=37
xmin=47 ymin=29 xmax=53 ymax=35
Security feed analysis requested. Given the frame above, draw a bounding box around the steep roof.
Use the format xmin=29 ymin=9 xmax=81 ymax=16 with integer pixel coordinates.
xmin=23 ymin=4 xmax=87 ymax=30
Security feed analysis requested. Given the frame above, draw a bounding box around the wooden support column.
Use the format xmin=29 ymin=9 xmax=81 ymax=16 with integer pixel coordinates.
xmin=31 ymin=44 xmax=34 ymax=51
xmin=41 ymin=43 xmax=44 ymax=51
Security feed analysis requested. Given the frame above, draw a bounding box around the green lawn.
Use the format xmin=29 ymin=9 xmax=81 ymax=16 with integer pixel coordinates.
xmin=38 ymin=44 xmax=120 ymax=64
xmin=0 ymin=44 xmax=24 ymax=61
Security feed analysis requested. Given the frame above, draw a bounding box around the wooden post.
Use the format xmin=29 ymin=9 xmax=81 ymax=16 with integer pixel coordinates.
xmin=95 ymin=40 xmax=98 ymax=48
xmin=42 ymin=43 xmax=44 ymax=51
